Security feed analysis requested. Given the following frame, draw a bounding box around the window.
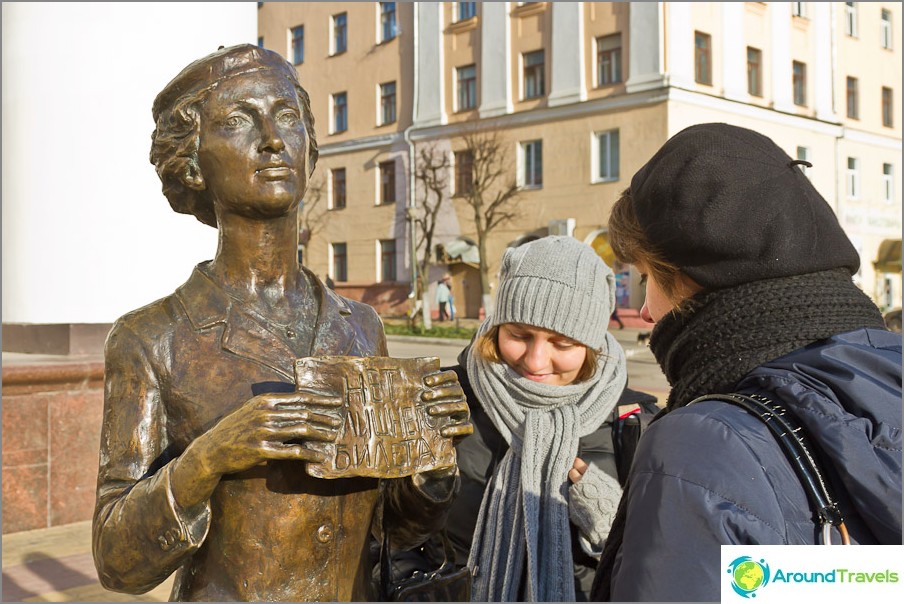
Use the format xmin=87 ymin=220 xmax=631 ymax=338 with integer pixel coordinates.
xmin=331 ymin=243 xmax=348 ymax=282
xmin=379 ymin=160 xmax=396 ymax=204
xmin=791 ymin=3 xmax=806 ymax=18
xmin=457 ymin=2 xmax=477 ymax=21
xmin=454 ymin=150 xmax=473 ymax=196
xmin=332 ymin=92 xmax=348 ymax=133
xmin=332 ymin=12 xmax=347 ymax=54
xmin=881 ymin=9 xmax=892 ymax=49
xmin=846 ymin=77 xmax=859 ymax=119
xmin=846 ymin=157 xmax=860 ymax=199
xmin=883 ymin=163 xmax=894 ymax=204
xmin=796 ymin=146 xmax=811 ymax=178
xmin=596 ymin=34 xmax=622 ymax=86
xmin=291 ymin=25 xmax=304 ymax=64
xmin=747 ymin=47 xmax=762 ymax=97
xmin=456 ymin=64 xmax=477 ymax=110
xmin=883 ymin=87 xmax=894 ymax=127
xmin=379 ymin=239 xmax=397 ymax=281
xmin=380 ymin=81 xmax=397 ymax=125
xmin=845 ymin=2 xmax=857 ymax=37
xmin=521 ymin=140 xmax=543 ymax=188
xmin=380 ymin=2 xmax=397 ymax=42
xmin=792 ymin=61 xmax=807 ymax=106
xmin=331 ymin=168 xmax=346 ymax=209
xmin=523 ymin=50 xmax=545 ymax=99
xmin=258 ymin=36 xmax=264 ymax=49
xmin=694 ymin=31 xmax=712 ymax=85
xmin=595 ymin=130 xmax=620 ymax=182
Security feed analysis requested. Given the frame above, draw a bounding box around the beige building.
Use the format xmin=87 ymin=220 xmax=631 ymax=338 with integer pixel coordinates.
xmin=258 ymin=2 xmax=902 ymax=318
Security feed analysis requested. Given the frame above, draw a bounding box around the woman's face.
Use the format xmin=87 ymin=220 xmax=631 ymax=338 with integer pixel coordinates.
xmin=497 ymin=323 xmax=587 ymax=386
xmin=196 ymin=71 xmax=309 ymax=219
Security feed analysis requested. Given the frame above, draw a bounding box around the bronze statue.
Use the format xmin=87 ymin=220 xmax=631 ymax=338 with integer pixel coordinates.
xmin=92 ymin=44 xmax=472 ymax=601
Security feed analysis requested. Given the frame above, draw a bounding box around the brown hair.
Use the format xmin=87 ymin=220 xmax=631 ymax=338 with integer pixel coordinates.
xmin=474 ymin=324 xmax=599 ymax=383
xmin=608 ymin=188 xmax=698 ymax=308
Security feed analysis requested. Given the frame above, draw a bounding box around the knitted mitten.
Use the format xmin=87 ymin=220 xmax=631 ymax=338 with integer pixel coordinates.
xmin=568 ymin=464 xmax=623 ymax=550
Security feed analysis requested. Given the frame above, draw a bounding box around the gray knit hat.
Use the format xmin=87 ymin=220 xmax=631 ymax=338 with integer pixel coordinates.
xmin=491 ymin=236 xmax=615 ymax=350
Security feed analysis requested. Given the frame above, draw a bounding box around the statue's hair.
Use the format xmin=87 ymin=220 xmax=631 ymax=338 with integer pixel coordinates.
xmin=149 ymin=69 xmax=319 ymax=228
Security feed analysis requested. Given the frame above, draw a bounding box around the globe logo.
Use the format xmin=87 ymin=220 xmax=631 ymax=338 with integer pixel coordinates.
xmin=727 ymin=556 xmax=770 ymax=598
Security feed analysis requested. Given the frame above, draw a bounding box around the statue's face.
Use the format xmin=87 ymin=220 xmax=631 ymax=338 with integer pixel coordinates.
xmin=196 ymin=71 xmax=309 ymax=219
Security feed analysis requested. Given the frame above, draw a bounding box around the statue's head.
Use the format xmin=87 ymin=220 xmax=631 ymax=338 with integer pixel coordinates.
xmin=149 ymin=44 xmax=319 ymax=227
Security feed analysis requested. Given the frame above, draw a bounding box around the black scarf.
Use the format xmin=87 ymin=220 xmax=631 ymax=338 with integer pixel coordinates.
xmin=591 ymin=269 xmax=885 ymax=600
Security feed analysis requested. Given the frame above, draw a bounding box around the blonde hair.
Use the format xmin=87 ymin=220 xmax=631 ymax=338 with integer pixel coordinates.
xmin=474 ymin=325 xmax=599 ymax=383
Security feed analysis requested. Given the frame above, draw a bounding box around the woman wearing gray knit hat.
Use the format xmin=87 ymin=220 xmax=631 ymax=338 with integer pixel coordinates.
xmin=592 ymin=123 xmax=902 ymax=602
xmin=426 ymin=235 xmax=651 ymax=602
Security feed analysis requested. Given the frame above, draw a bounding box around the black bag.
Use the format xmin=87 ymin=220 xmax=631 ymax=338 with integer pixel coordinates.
xmin=611 ymin=400 xmax=660 ymax=485
xmin=379 ymin=529 xmax=471 ymax=602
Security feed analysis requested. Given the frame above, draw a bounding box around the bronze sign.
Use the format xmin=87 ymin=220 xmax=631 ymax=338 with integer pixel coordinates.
xmin=295 ymin=356 xmax=458 ymax=479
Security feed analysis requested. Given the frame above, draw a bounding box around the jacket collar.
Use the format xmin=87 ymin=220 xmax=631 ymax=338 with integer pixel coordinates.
xmin=175 ymin=262 xmax=358 ymax=380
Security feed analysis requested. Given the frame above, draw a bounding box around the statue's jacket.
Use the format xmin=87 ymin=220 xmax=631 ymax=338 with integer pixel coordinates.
xmin=93 ymin=263 xmax=455 ymax=601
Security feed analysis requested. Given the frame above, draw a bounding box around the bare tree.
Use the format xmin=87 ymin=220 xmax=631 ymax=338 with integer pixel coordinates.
xmin=297 ymin=176 xmax=328 ymax=266
xmin=459 ymin=130 xmax=521 ymax=314
xmin=409 ymin=144 xmax=451 ymax=328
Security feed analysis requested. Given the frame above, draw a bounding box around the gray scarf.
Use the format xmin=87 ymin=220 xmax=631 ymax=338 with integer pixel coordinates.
xmin=464 ymin=320 xmax=627 ymax=602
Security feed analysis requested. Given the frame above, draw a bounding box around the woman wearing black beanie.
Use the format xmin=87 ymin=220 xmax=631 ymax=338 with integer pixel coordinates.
xmin=591 ymin=123 xmax=902 ymax=602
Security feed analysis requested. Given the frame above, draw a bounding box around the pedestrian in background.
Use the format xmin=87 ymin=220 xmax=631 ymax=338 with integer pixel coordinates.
xmin=592 ymin=123 xmax=902 ymax=602
xmin=436 ymin=273 xmax=452 ymax=321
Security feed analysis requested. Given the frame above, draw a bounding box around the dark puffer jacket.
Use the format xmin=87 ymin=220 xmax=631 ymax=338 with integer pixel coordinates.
xmin=609 ymin=328 xmax=902 ymax=602
xmin=446 ymin=364 xmax=658 ymax=601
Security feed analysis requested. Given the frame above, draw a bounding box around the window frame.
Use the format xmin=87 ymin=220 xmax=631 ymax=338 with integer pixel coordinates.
xmin=593 ymin=129 xmax=620 ymax=183
xmin=796 ymin=146 xmax=811 ymax=178
xmin=882 ymin=163 xmax=894 ymax=204
xmin=694 ymin=31 xmax=712 ymax=86
xmin=846 ymin=76 xmax=859 ymax=119
xmin=331 ymin=242 xmax=348 ymax=282
xmin=846 ymin=157 xmax=860 ymax=200
xmin=379 ymin=81 xmax=397 ymax=125
xmin=845 ymin=2 xmax=858 ymax=37
xmin=332 ymin=12 xmax=348 ymax=55
xmin=882 ymin=87 xmax=894 ymax=127
xmin=456 ymin=2 xmax=477 ymax=22
xmin=291 ymin=25 xmax=304 ymax=65
xmin=596 ymin=34 xmax=622 ymax=87
xmin=747 ymin=47 xmax=762 ymax=97
xmin=379 ymin=160 xmax=397 ymax=205
xmin=520 ymin=140 xmax=543 ymax=188
xmin=380 ymin=2 xmax=398 ymax=43
xmin=792 ymin=61 xmax=807 ymax=106
xmin=454 ymin=150 xmax=474 ymax=196
xmin=456 ymin=64 xmax=477 ymax=111
xmin=331 ymin=92 xmax=348 ymax=133
xmin=330 ymin=168 xmax=347 ymax=210
xmin=522 ymin=50 xmax=546 ymax=100
xmin=378 ymin=239 xmax=398 ymax=282
xmin=881 ymin=9 xmax=893 ymax=49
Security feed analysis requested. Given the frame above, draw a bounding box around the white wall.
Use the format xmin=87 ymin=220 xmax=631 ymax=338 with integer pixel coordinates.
xmin=1 ymin=2 xmax=257 ymax=324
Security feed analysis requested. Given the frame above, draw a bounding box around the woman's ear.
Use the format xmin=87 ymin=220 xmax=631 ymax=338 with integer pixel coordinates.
xmin=181 ymin=163 xmax=206 ymax=191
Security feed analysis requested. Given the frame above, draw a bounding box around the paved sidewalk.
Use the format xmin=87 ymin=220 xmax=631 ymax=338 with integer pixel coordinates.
xmin=1 ymin=521 xmax=173 ymax=602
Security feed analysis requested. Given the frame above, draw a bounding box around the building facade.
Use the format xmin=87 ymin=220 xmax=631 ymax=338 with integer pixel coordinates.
xmin=258 ymin=2 xmax=902 ymax=318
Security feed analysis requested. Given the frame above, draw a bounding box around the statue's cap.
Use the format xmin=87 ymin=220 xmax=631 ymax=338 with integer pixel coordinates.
xmin=152 ymin=44 xmax=299 ymax=122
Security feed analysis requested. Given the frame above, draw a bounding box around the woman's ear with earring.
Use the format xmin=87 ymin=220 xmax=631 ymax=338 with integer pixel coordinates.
xmin=182 ymin=162 xmax=206 ymax=191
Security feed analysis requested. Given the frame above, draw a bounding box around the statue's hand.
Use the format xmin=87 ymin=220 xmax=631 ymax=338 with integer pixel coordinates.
xmin=195 ymin=390 xmax=344 ymax=477
xmin=421 ymin=370 xmax=473 ymax=440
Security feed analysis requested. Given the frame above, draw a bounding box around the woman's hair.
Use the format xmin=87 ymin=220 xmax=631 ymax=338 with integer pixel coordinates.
xmin=474 ymin=324 xmax=599 ymax=383
xmin=149 ymin=59 xmax=319 ymax=228
xmin=608 ymin=187 xmax=692 ymax=308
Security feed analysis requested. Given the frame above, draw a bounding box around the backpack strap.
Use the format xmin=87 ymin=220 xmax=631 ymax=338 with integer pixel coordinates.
xmin=688 ymin=392 xmax=850 ymax=545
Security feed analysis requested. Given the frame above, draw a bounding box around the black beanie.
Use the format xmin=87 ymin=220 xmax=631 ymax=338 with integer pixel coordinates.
xmin=630 ymin=123 xmax=860 ymax=289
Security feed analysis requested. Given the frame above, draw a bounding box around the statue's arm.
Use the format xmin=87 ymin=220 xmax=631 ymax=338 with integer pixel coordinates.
xmin=92 ymin=321 xmax=211 ymax=594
